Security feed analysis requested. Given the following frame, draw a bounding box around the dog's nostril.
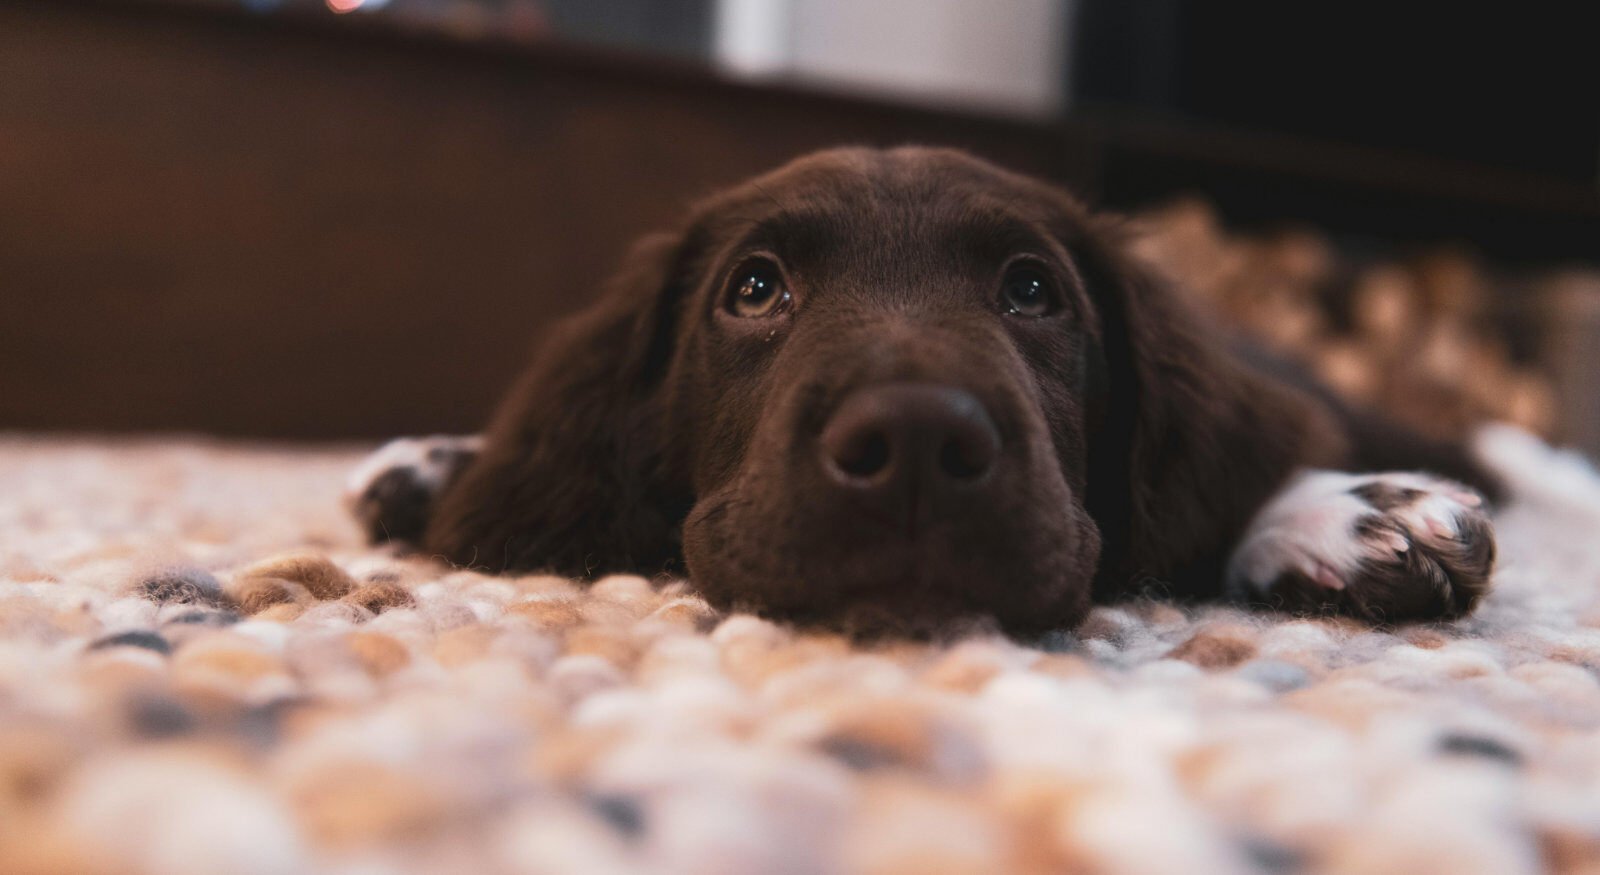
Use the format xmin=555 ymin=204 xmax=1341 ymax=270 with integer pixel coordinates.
xmin=818 ymin=383 xmax=1001 ymax=492
xmin=833 ymin=431 xmax=891 ymax=479
xmin=939 ymin=437 xmax=989 ymax=480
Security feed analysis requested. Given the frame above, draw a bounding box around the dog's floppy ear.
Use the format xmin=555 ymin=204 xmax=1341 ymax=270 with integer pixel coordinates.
xmin=1076 ymin=218 xmax=1347 ymax=595
xmin=423 ymin=229 xmax=696 ymax=576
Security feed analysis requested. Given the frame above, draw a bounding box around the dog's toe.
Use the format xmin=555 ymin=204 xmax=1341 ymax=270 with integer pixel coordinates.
xmin=344 ymin=436 xmax=482 ymax=545
xmin=1353 ymin=486 xmax=1495 ymax=621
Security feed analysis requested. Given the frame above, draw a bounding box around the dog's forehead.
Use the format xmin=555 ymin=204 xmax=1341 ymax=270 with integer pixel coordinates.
xmin=752 ymin=149 xmax=1040 ymax=216
xmin=697 ymin=149 xmax=1079 ymax=288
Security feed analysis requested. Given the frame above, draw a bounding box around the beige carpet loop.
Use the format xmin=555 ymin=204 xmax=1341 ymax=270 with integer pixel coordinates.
xmin=2 ymin=431 xmax=1600 ymax=874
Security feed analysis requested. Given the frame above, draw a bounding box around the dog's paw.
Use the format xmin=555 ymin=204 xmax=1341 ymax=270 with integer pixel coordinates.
xmin=1226 ymin=470 xmax=1496 ymax=622
xmin=343 ymin=435 xmax=482 ymax=545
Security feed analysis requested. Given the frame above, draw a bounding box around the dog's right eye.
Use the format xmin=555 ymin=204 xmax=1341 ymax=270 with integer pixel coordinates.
xmin=725 ymin=258 xmax=791 ymax=319
xmin=999 ymin=262 xmax=1059 ymax=318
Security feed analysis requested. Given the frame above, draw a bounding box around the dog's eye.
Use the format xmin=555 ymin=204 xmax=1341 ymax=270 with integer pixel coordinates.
xmin=726 ymin=258 xmax=792 ymax=319
xmin=1000 ymin=264 xmax=1058 ymax=318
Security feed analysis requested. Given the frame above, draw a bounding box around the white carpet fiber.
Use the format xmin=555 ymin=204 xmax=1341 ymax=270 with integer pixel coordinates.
xmin=2 ymin=430 xmax=1600 ymax=874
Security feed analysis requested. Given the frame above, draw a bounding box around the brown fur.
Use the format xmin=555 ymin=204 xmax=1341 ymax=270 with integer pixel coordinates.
xmin=421 ymin=147 xmax=1496 ymax=634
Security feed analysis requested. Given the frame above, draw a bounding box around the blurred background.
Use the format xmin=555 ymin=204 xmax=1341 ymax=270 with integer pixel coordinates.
xmin=1 ymin=0 xmax=1596 ymax=450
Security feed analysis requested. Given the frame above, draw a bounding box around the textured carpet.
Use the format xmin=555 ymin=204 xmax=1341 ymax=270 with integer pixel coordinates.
xmin=4 ymin=432 xmax=1600 ymax=875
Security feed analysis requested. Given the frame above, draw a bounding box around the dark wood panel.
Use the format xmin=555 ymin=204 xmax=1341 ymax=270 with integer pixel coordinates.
xmin=0 ymin=1 xmax=1076 ymax=438
xmin=1 ymin=1 xmax=1594 ymax=438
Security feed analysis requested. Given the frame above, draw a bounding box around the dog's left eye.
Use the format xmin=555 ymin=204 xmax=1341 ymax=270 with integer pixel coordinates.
xmin=1000 ymin=264 xmax=1058 ymax=318
xmin=726 ymin=258 xmax=792 ymax=319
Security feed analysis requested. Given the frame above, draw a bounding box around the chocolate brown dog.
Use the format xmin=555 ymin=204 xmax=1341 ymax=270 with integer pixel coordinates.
xmin=347 ymin=147 xmax=1497 ymax=635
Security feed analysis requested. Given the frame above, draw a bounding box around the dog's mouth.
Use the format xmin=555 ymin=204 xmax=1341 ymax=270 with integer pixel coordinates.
xmin=681 ymin=479 xmax=1100 ymax=636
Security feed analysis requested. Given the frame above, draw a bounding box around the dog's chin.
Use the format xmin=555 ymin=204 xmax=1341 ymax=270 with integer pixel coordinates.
xmin=683 ymin=501 xmax=1099 ymax=638
xmin=753 ymin=589 xmax=1087 ymax=641
xmin=693 ymin=561 xmax=1095 ymax=639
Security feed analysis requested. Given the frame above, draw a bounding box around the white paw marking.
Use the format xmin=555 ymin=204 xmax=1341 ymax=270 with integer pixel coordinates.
xmin=342 ymin=434 xmax=483 ymax=513
xmin=1224 ymin=469 xmax=1482 ymax=601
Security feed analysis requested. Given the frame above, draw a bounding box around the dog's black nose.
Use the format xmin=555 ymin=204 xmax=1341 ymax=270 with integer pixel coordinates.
xmin=819 ymin=383 xmax=1000 ymax=527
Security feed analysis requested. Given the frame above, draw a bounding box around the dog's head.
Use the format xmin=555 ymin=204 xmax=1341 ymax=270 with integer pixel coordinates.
xmin=428 ymin=147 xmax=1331 ymax=634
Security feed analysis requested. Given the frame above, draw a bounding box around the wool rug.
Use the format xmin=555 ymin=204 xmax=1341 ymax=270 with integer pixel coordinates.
xmin=2 ymin=431 xmax=1600 ymax=875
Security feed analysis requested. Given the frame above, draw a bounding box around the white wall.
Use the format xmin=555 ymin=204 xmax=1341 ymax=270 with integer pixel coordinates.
xmin=714 ymin=0 xmax=1071 ymax=118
